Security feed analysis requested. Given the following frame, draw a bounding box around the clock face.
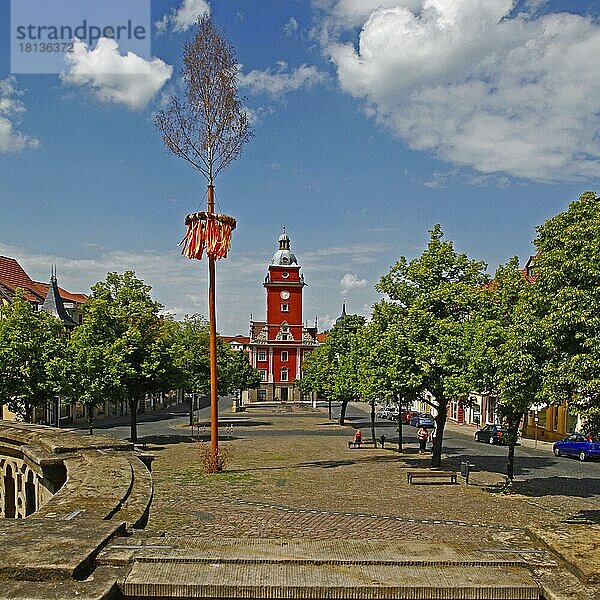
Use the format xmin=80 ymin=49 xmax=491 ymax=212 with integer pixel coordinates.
xmin=280 ymin=290 xmax=290 ymax=300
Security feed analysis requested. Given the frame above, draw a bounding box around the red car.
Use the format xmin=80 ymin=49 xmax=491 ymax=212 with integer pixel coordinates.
xmin=402 ymin=411 xmax=419 ymax=425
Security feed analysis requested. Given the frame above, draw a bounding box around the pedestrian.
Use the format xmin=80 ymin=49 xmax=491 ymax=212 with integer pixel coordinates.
xmin=354 ymin=429 xmax=363 ymax=445
xmin=417 ymin=427 xmax=429 ymax=454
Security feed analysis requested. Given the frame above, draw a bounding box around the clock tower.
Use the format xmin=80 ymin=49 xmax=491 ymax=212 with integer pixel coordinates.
xmin=246 ymin=228 xmax=318 ymax=403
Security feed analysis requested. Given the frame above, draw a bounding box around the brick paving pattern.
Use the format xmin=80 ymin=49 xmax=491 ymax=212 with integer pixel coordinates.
xmin=145 ymin=406 xmax=589 ymax=551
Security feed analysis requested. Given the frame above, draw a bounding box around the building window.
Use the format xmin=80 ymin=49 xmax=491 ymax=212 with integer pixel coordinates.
xmin=281 ymin=333 xmax=291 ymax=340
xmin=259 ymin=370 xmax=267 ymax=381
xmin=527 ymin=266 xmax=535 ymax=278
xmin=281 ymin=369 xmax=288 ymax=382
xmin=258 ymin=351 xmax=267 ymax=362
xmin=281 ymin=303 xmax=289 ymax=312
xmin=258 ymin=389 xmax=267 ymax=401
xmin=281 ymin=351 xmax=288 ymax=361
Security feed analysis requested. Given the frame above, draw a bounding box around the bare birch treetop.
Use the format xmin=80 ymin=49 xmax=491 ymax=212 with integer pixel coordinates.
xmin=154 ymin=15 xmax=254 ymax=185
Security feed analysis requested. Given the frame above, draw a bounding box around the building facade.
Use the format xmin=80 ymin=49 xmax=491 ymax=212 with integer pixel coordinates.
xmin=245 ymin=229 xmax=318 ymax=403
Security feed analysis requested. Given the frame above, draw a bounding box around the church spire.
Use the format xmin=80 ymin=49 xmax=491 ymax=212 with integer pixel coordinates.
xmin=41 ymin=269 xmax=77 ymax=328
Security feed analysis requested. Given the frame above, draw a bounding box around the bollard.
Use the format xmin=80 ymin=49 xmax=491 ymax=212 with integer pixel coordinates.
xmin=460 ymin=461 xmax=475 ymax=485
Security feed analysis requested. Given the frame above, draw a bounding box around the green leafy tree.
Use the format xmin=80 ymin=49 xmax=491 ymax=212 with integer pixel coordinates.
xmin=533 ymin=191 xmax=600 ymax=435
xmin=300 ymin=314 xmax=365 ymax=425
xmin=64 ymin=322 xmax=125 ymax=435
xmin=166 ymin=314 xmax=211 ymax=395
xmin=376 ymin=225 xmax=488 ymax=467
xmin=467 ymin=258 xmax=542 ymax=480
xmin=222 ymin=347 xmax=261 ymax=407
xmin=357 ymin=302 xmax=423 ymax=450
xmin=0 ymin=290 xmax=67 ymax=422
xmin=81 ymin=272 xmax=177 ymax=442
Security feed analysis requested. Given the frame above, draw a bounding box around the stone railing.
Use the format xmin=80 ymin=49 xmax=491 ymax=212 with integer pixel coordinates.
xmin=0 ymin=421 xmax=153 ymax=528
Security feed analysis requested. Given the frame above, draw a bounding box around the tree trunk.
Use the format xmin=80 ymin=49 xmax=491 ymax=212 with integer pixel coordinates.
xmin=339 ymin=399 xmax=349 ymax=425
xmin=328 ymin=397 xmax=332 ymax=420
xmin=507 ymin=441 xmax=516 ymax=481
xmin=370 ymin=400 xmax=376 ymax=442
xmin=25 ymin=403 xmax=33 ymax=424
xmin=129 ymin=397 xmax=139 ymax=443
xmin=88 ymin=404 xmax=95 ymax=435
xmin=431 ymin=401 xmax=447 ymax=468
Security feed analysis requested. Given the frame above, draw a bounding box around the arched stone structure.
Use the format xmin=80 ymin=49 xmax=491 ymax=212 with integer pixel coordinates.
xmin=0 ymin=454 xmax=55 ymax=519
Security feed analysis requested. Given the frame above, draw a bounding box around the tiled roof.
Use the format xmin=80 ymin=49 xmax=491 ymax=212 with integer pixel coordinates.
xmin=32 ymin=281 xmax=88 ymax=304
xmin=222 ymin=335 xmax=250 ymax=344
xmin=0 ymin=255 xmax=88 ymax=305
xmin=0 ymin=256 xmax=35 ymax=288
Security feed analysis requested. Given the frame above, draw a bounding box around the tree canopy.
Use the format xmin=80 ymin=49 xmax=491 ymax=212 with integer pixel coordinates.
xmin=376 ymin=225 xmax=488 ymax=466
xmin=0 ymin=290 xmax=67 ymax=422
xmin=534 ymin=191 xmax=600 ymax=433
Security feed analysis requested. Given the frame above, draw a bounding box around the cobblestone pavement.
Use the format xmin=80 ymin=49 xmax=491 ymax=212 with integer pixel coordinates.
xmin=145 ymin=406 xmax=589 ymax=551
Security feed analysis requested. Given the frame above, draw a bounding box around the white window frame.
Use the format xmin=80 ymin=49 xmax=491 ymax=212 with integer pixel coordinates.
xmin=258 ymin=350 xmax=267 ymax=362
xmin=281 ymin=369 xmax=288 ymax=382
xmin=281 ymin=303 xmax=289 ymax=312
xmin=259 ymin=369 xmax=267 ymax=381
xmin=281 ymin=351 xmax=288 ymax=362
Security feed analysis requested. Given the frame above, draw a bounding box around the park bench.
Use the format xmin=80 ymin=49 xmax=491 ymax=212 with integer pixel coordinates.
xmin=407 ymin=470 xmax=457 ymax=484
xmin=348 ymin=439 xmax=378 ymax=449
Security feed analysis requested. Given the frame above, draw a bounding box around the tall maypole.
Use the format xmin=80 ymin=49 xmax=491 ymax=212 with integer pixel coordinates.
xmin=155 ymin=15 xmax=253 ymax=470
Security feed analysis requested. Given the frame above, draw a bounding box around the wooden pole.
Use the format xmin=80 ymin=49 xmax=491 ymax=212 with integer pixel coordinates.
xmin=207 ymin=184 xmax=219 ymax=462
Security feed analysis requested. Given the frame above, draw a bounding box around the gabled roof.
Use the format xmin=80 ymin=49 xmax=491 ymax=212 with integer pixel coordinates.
xmin=522 ymin=255 xmax=537 ymax=283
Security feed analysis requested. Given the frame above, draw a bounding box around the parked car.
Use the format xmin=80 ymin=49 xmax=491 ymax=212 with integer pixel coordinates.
xmin=474 ymin=424 xmax=509 ymax=445
xmin=377 ymin=406 xmax=393 ymax=419
xmin=553 ymin=433 xmax=600 ymax=462
xmin=388 ymin=406 xmax=400 ymax=420
xmin=409 ymin=413 xmax=435 ymax=428
xmin=402 ymin=410 xmax=419 ymax=425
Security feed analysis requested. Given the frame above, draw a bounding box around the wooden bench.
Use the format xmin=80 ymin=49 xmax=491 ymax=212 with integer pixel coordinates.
xmin=407 ymin=470 xmax=457 ymax=484
xmin=348 ymin=439 xmax=378 ymax=449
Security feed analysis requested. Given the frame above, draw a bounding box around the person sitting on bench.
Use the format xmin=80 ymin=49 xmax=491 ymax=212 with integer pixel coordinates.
xmin=354 ymin=429 xmax=363 ymax=445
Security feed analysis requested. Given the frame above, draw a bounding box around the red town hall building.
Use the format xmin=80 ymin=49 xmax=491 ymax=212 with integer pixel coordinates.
xmin=245 ymin=229 xmax=318 ymax=403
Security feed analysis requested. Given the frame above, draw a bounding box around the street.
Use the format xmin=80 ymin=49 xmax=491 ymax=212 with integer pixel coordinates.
xmin=331 ymin=402 xmax=600 ymax=496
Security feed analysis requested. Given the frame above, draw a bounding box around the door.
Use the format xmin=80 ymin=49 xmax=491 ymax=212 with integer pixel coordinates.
xmin=280 ymin=387 xmax=288 ymax=402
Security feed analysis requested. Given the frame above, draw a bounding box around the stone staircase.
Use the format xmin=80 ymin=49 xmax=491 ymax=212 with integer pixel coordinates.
xmin=98 ymin=538 xmax=540 ymax=600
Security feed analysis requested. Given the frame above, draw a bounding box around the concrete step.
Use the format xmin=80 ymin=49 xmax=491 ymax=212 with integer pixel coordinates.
xmin=99 ymin=537 xmax=530 ymax=568
xmin=120 ymin=562 xmax=539 ymax=599
xmin=101 ymin=538 xmax=540 ymax=599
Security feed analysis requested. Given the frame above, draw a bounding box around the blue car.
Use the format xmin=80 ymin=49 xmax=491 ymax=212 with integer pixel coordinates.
xmin=553 ymin=433 xmax=600 ymax=462
xmin=410 ymin=413 xmax=435 ymax=428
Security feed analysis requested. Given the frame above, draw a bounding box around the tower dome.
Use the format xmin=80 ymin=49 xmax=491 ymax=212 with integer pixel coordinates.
xmin=270 ymin=226 xmax=298 ymax=266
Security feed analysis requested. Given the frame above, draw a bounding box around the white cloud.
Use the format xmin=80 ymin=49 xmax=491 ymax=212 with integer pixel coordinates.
xmin=61 ymin=38 xmax=173 ymax=110
xmin=156 ymin=0 xmax=210 ymax=34
xmin=284 ymin=17 xmax=299 ymax=36
xmin=322 ymin=0 xmax=600 ymax=182
xmin=0 ymin=76 xmax=40 ymax=153
xmin=238 ymin=61 xmax=327 ymax=98
xmin=314 ymin=0 xmax=421 ymax=28
xmin=0 ymin=234 xmax=381 ymax=336
xmin=340 ymin=273 xmax=367 ymax=293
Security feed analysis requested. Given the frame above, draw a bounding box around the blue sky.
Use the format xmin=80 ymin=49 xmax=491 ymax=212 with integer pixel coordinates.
xmin=1 ymin=0 xmax=599 ymax=333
